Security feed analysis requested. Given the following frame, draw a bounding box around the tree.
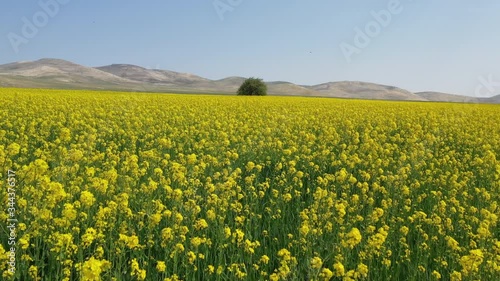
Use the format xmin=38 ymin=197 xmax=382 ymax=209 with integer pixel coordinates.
xmin=237 ymin=77 xmax=267 ymax=96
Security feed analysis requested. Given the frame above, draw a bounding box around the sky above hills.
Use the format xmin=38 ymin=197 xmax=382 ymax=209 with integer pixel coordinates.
xmin=1 ymin=0 xmax=500 ymax=97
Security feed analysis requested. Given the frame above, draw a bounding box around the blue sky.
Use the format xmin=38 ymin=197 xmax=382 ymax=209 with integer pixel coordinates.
xmin=1 ymin=0 xmax=500 ymax=96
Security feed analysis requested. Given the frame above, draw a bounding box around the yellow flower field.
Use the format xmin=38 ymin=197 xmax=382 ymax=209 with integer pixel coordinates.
xmin=1 ymin=88 xmax=499 ymax=280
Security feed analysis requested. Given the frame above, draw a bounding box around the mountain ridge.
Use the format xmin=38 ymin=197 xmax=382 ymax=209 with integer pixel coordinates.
xmin=0 ymin=58 xmax=498 ymax=103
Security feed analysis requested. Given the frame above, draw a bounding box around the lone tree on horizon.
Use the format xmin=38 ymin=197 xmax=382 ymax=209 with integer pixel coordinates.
xmin=237 ymin=77 xmax=267 ymax=96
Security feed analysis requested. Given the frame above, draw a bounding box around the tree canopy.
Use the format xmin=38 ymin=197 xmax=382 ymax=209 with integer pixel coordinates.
xmin=237 ymin=77 xmax=267 ymax=96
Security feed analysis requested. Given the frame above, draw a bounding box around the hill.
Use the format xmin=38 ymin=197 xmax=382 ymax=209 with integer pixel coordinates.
xmin=0 ymin=58 xmax=497 ymax=103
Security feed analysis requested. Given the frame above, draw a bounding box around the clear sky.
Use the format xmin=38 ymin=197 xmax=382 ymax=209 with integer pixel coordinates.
xmin=1 ymin=0 xmax=500 ymax=97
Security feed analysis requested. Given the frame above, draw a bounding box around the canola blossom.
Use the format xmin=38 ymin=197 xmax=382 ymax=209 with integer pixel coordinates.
xmin=0 ymin=88 xmax=499 ymax=280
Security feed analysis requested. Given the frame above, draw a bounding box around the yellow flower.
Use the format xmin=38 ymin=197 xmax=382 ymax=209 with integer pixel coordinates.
xmin=29 ymin=265 xmax=38 ymax=280
xmin=76 ymin=257 xmax=111 ymax=281
xmin=299 ymin=224 xmax=310 ymax=237
xmin=446 ymin=236 xmax=460 ymax=251
xmin=2 ymin=270 xmax=14 ymax=279
xmin=246 ymin=161 xmax=255 ymax=171
xmin=174 ymin=212 xmax=183 ymax=223
xmin=450 ymin=271 xmax=462 ymax=281
xmin=95 ymin=246 xmax=104 ymax=259
xmin=161 ymin=228 xmax=173 ymax=242
xmin=217 ymin=265 xmax=224 ymax=275
xmin=432 ymin=270 xmax=441 ymax=280
xmin=62 ymin=203 xmax=77 ymax=221
xmin=244 ymin=239 xmax=260 ymax=254
xmin=194 ymin=218 xmax=208 ymax=230
xmin=187 ymin=154 xmax=197 ymax=164
xmin=277 ymin=248 xmax=291 ymax=262
xmin=344 ymin=227 xmax=362 ymax=249
xmin=400 ymin=226 xmax=409 ymax=236
xmin=127 ymin=235 xmax=140 ymax=249
xmin=119 ymin=234 xmax=140 ymax=249
xmin=460 ymin=249 xmax=484 ymax=275
xmin=80 ymin=191 xmax=96 ymax=207
xmin=191 ymin=237 xmax=203 ymax=248
xmin=187 ymin=251 xmax=197 ymax=264
xmin=164 ymin=274 xmax=181 ymax=281
xmin=150 ymin=213 xmax=162 ymax=226
xmin=206 ymin=209 xmax=216 ymax=221
xmin=130 ymin=258 xmax=146 ymax=280
xmin=50 ymin=232 xmax=76 ymax=254
xmin=260 ymin=255 xmax=270 ymax=264
xmin=233 ymin=229 xmax=245 ymax=243
xmin=156 ymin=261 xmax=166 ymax=272
xmin=19 ymin=237 xmax=30 ymax=250
xmin=333 ymin=262 xmax=345 ymax=277
xmin=319 ymin=268 xmax=333 ymax=281
xmin=269 ymin=273 xmax=279 ymax=281
xmin=91 ymin=177 xmax=109 ymax=194
xmin=6 ymin=143 xmax=21 ymax=156
xmin=81 ymin=227 xmax=97 ymax=248
xmin=337 ymin=168 xmax=348 ymax=182
xmin=175 ymin=243 xmax=184 ymax=252
xmin=310 ymin=256 xmax=323 ymax=269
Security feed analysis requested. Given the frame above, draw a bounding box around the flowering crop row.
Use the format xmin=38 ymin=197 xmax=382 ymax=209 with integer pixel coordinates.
xmin=0 ymin=88 xmax=499 ymax=280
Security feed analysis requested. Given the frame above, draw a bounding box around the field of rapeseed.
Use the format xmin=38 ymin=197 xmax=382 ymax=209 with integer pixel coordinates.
xmin=0 ymin=88 xmax=499 ymax=281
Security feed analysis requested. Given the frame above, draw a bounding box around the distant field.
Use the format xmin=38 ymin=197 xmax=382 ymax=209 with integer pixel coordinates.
xmin=1 ymin=88 xmax=499 ymax=280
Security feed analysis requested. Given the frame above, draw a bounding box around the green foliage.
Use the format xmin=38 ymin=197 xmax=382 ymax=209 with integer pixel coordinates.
xmin=237 ymin=77 xmax=268 ymax=96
